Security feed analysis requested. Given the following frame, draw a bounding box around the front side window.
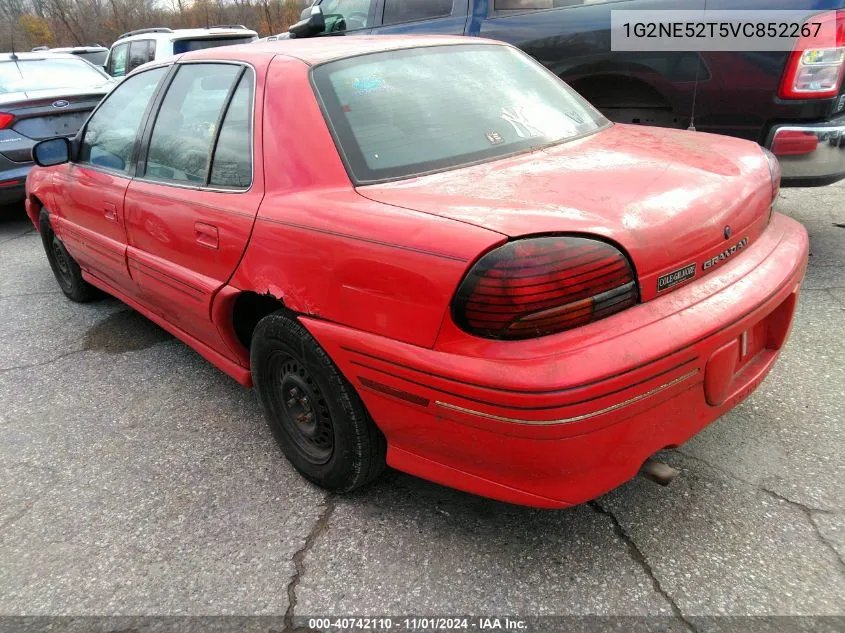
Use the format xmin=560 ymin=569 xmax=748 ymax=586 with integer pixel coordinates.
xmin=317 ymin=0 xmax=376 ymax=33
xmin=312 ymin=44 xmax=608 ymax=184
xmin=382 ymin=0 xmax=453 ymax=25
xmin=79 ymin=66 xmax=167 ymax=173
xmin=0 ymin=58 xmax=109 ymax=94
xmin=145 ymin=63 xmax=242 ymax=184
xmin=107 ymin=43 xmax=128 ymax=77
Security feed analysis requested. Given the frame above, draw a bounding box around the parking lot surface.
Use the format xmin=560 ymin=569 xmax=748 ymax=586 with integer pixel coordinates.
xmin=0 ymin=185 xmax=843 ymax=625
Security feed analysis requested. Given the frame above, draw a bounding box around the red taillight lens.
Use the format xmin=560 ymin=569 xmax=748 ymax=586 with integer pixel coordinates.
xmin=453 ymin=236 xmax=639 ymax=340
xmin=779 ymin=10 xmax=845 ymax=99
xmin=0 ymin=113 xmax=14 ymax=129
xmin=770 ymin=130 xmax=819 ymax=156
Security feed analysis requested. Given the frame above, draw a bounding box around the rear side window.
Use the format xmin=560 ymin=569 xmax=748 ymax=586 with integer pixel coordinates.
xmin=383 ymin=0 xmax=453 ymax=25
xmin=76 ymin=50 xmax=108 ymax=66
xmin=171 ymin=37 xmax=256 ymax=54
xmin=80 ymin=67 xmax=167 ymax=172
xmin=144 ymin=63 xmax=243 ymax=184
xmin=209 ymin=72 xmax=254 ymax=189
xmin=128 ymin=40 xmax=155 ymax=73
xmin=107 ymin=43 xmax=128 ymax=77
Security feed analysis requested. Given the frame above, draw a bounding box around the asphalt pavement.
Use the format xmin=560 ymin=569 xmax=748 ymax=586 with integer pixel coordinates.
xmin=0 ymin=183 xmax=842 ymax=629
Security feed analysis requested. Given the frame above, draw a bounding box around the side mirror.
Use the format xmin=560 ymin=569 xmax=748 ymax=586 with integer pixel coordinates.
xmin=289 ymin=5 xmax=325 ymax=39
xmin=32 ymin=137 xmax=70 ymax=167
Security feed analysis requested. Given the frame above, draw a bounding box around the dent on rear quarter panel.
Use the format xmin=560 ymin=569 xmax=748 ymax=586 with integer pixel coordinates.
xmin=228 ymin=55 xmax=505 ymax=349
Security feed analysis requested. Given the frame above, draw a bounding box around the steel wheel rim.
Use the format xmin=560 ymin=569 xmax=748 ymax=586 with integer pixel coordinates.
xmin=51 ymin=235 xmax=73 ymax=288
xmin=270 ymin=352 xmax=334 ymax=465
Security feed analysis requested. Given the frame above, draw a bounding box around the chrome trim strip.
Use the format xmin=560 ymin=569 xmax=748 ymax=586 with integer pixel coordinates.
xmin=434 ymin=369 xmax=700 ymax=426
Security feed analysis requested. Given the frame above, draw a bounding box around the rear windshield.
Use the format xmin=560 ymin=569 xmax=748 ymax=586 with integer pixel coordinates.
xmin=0 ymin=58 xmax=108 ymax=94
xmin=74 ymin=51 xmax=108 ymax=66
xmin=172 ymin=36 xmax=257 ymax=54
xmin=311 ymin=44 xmax=608 ymax=184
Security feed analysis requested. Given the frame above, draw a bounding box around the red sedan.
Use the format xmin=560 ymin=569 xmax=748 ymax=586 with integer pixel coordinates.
xmin=26 ymin=36 xmax=808 ymax=508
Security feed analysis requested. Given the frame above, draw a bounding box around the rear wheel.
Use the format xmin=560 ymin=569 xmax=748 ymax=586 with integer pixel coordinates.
xmin=251 ymin=311 xmax=386 ymax=493
xmin=39 ymin=210 xmax=100 ymax=303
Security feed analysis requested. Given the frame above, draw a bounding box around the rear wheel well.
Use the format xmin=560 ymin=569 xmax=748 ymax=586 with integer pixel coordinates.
xmin=29 ymin=195 xmax=45 ymax=227
xmin=570 ymin=75 xmax=685 ymax=128
xmin=230 ymin=291 xmax=291 ymax=351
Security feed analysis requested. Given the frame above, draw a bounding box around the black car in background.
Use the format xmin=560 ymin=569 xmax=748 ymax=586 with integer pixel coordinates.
xmin=0 ymin=52 xmax=114 ymax=204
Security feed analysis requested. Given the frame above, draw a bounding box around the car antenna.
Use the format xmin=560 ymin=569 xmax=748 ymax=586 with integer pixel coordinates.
xmin=687 ymin=54 xmax=700 ymax=132
xmin=688 ymin=0 xmax=707 ymax=132
xmin=9 ymin=19 xmax=18 ymax=60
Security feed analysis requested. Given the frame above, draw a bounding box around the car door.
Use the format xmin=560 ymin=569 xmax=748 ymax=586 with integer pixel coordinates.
xmin=50 ymin=66 xmax=168 ymax=295
xmin=123 ymin=61 xmax=264 ymax=354
xmin=370 ymin=0 xmax=470 ymax=34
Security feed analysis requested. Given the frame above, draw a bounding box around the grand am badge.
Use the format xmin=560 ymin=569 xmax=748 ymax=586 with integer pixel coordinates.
xmin=703 ymin=236 xmax=749 ymax=271
xmin=657 ymin=262 xmax=697 ymax=292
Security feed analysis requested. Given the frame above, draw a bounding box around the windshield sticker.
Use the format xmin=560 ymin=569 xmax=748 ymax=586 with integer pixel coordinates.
xmin=486 ymin=132 xmax=505 ymax=146
xmin=500 ymin=106 xmax=544 ymax=139
xmin=352 ymin=77 xmax=387 ymax=96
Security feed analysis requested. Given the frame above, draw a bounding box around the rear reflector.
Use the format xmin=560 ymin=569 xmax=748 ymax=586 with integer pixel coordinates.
xmin=770 ymin=130 xmax=819 ymax=156
xmin=452 ymin=236 xmax=639 ymax=340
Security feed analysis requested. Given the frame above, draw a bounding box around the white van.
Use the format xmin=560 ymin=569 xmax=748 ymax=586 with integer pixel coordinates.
xmin=104 ymin=26 xmax=258 ymax=77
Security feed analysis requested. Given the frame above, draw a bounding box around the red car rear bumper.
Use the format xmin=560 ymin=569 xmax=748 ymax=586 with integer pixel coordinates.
xmin=303 ymin=213 xmax=809 ymax=508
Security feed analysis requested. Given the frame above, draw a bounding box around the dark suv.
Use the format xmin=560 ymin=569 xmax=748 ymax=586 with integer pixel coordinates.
xmin=286 ymin=0 xmax=845 ymax=187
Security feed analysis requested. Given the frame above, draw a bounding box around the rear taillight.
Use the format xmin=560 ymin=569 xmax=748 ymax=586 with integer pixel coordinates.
xmin=452 ymin=236 xmax=639 ymax=341
xmin=0 ymin=113 xmax=14 ymax=129
xmin=779 ymin=10 xmax=845 ymax=99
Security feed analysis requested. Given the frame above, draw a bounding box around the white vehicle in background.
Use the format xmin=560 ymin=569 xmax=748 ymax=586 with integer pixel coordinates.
xmin=103 ymin=26 xmax=258 ymax=77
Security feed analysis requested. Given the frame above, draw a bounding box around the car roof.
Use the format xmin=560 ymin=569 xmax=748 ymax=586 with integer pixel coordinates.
xmin=0 ymin=52 xmax=82 ymax=61
xmin=116 ymin=26 xmax=258 ymax=43
xmin=50 ymin=46 xmax=107 ymax=53
xmin=182 ymin=35 xmax=503 ymax=66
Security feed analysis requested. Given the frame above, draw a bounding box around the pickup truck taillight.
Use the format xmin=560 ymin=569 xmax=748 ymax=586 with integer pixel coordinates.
xmin=452 ymin=236 xmax=639 ymax=340
xmin=779 ymin=10 xmax=845 ymax=99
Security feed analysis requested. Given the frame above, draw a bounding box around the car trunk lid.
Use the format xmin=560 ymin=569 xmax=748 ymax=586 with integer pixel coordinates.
xmin=0 ymin=88 xmax=108 ymax=162
xmin=357 ymin=124 xmax=775 ymax=301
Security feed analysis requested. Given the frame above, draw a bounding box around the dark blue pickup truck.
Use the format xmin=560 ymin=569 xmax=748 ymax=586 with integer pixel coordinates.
xmin=287 ymin=0 xmax=845 ymax=186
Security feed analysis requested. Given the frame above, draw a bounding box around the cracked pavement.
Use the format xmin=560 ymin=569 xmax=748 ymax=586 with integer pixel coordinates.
xmin=0 ymin=182 xmax=843 ymax=625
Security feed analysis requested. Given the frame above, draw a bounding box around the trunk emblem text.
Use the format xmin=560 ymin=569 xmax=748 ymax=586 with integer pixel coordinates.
xmin=657 ymin=262 xmax=697 ymax=292
xmin=703 ymin=236 xmax=749 ymax=271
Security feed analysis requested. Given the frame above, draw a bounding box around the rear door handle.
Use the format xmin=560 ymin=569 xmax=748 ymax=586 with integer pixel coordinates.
xmin=104 ymin=203 xmax=117 ymax=222
xmin=195 ymin=222 xmax=219 ymax=249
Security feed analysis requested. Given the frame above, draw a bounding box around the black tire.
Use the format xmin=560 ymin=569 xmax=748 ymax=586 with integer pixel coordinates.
xmin=39 ymin=210 xmax=100 ymax=303
xmin=251 ymin=311 xmax=386 ymax=493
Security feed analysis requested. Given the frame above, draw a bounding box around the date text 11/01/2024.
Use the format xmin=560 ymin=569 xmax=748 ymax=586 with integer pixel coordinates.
xmin=307 ymin=618 xmax=528 ymax=631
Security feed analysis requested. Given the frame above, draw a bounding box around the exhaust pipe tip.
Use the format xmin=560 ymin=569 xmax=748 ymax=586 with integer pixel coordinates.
xmin=639 ymin=458 xmax=681 ymax=486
